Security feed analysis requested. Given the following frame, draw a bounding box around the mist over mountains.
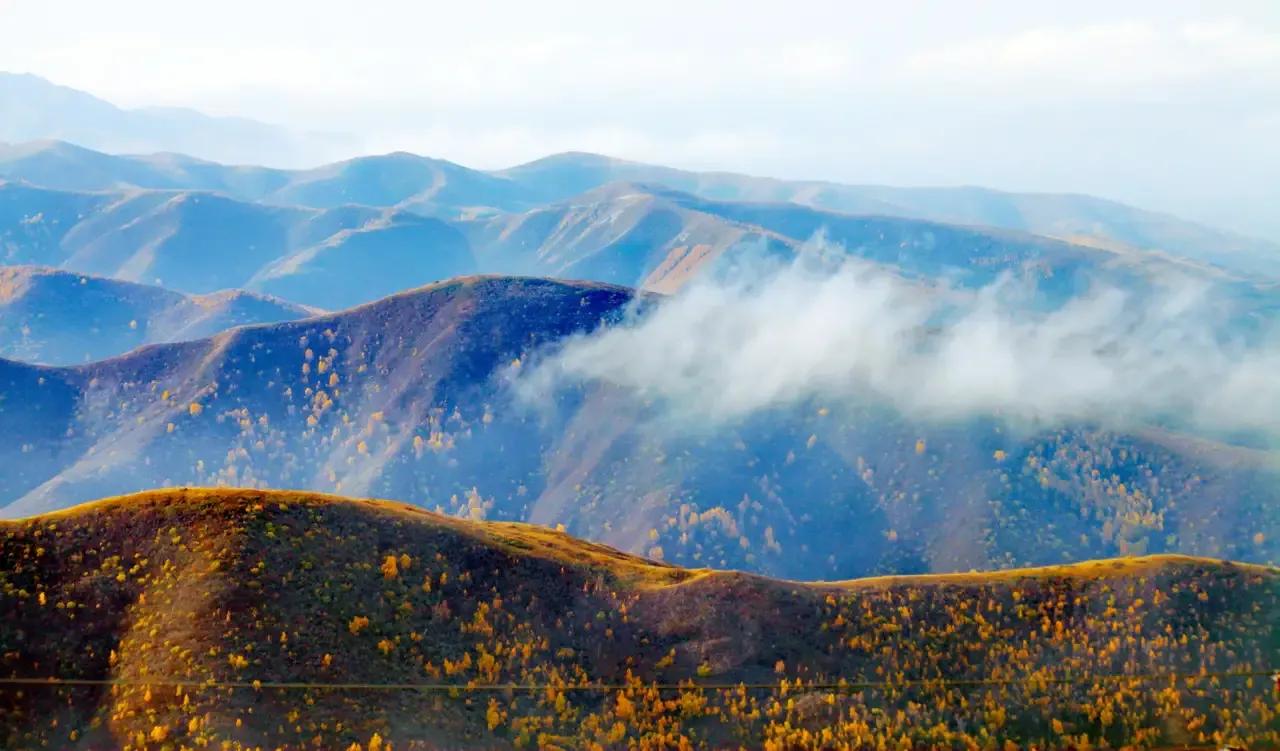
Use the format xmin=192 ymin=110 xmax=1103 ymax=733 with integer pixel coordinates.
xmin=0 ymin=79 xmax=1276 ymax=584
xmin=0 ymin=73 xmax=348 ymax=167
xmin=2 ymin=2 xmax=1279 ymax=739
xmin=526 ymin=245 xmax=1280 ymax=439
xmin=0 ymin=275 xmax=1276 ymax=582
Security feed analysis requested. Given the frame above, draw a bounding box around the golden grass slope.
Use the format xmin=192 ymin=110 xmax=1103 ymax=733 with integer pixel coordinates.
xmin=2 ymin=488 xmax=1279 ymax=750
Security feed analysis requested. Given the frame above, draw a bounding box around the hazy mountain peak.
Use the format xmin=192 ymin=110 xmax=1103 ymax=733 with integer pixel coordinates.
xmin=506 ymin=150 xmax=635 ymax=170
xmin=0 ymin=72 xmax=344 ymax=168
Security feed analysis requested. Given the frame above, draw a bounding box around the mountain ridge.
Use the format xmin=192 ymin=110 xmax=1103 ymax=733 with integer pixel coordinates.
xmin=1 ymin=274 xmax=1275 ymax=583
xmin=2 ymin=486 xmax=1277 ymax=749
xmin=0 ymin=72 xmax=346 ymax=168
xmin=0 ymin=180 xmax=479 ymax=308
xmin=7 ymin=175 xmax=1272 ymax=319
xmin=2 ymin=138 xmax=1274 ymax=280
xmin=0 ymin=265 xmax=317 ymax=364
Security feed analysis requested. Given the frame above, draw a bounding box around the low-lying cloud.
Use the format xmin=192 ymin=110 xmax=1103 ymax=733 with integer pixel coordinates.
xmin=519 ymin=245 xmax=1280 ymax=443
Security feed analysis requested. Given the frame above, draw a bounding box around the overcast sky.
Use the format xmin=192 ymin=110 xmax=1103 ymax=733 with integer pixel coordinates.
xmin=1 ymin=0 xmax=1277 ymax=239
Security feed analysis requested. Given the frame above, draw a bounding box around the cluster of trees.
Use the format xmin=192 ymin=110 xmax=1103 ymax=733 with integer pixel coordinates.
xmin=2 ymin=490 xmax=1277 ymax=749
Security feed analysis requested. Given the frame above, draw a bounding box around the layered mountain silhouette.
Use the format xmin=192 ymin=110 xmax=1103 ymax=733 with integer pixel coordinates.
xmin=0 ymin=115 xmax=1276 ymax=583
xmin=3 ymin=172 xmax=1273 ymax=323
xmin=501 ymin=152 xmax=1280 ymax=277
xmin=0 ymin=266 xmax=315 ymax=364
xmin=5 ymin=70 xmax=1279 ymax=751
xmin=0 ymin=181 xmax=475 ymax=309
xmin=3 ymin=139 xmax=1276 ymax=279
xmin=1 ymin=276 xmax=1275 ymax=582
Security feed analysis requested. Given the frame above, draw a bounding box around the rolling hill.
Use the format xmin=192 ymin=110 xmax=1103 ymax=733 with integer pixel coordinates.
xmin=0 ymin=275 xmax=1276 ymax=583
xmin=246 ymin=210 xmax=476 ymax=309
xmin=5 ymin=176 xmax=1272 ymax=319
xmin=0 ymin=181 xmax=477 ymax=308
xmin=0 ymin=140 xmax=537 ymax=218
xmin=273 ymin=151 xmax=532 ymax=215
xmin=471 ymin=183 xmax=1241 ymax=298
xmin=0 ymin=140 xmax=293 ymax=197
xmin=2 ymin=140 xmax=1275 ymax=281
xmin=1 ymin=488 xmax=1277 ymax=749
xmin=0 ymin=266 xmax=316 ymax=364
xmin=456 ymin=182 xmax=796 ymax=292
xmin=500 ymin=152 xmax=1280 ymax=278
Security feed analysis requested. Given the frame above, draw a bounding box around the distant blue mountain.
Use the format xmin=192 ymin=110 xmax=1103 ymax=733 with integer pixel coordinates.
xmin=2 ymin=178 xmax=1275 ymax=328
xmin=500 ymin=153 xmax=1280 ymax=278
xmin=0 ymin=265 xmax=315 ymax=365
xmin=1 ymin=135 xmax=1275 ymax=281
xmin=0 ymin=72 xmax=349 ymax=167
xmin=0 ymin=181 xmax=475 ymax=309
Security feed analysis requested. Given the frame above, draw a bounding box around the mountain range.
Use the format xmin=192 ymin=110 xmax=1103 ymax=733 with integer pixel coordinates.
xmin=2 ymin=137 xmax=1277 ymax=281
xmin=0 ymin=72 xmax=348 ymax=168
xmin=0 ymin=91 xmax=1277 ymax=584
xmin=1 ymin=276 xmax=1275 ymax=583
xmin=3 ymin=69 xmax=1279 ymax=751
xmin=0 ymin=179 xmax=474 ymax=309
xmin=2 ymin=153 xmax=1276 ymax=324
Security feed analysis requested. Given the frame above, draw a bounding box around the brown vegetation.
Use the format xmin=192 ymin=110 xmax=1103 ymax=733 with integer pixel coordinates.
xmin=1 ymin=488 xmax=1278 ymax=749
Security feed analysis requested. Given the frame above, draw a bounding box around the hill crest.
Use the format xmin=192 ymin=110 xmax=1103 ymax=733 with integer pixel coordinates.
xmin=3 ymin=487 xmax=1278 ymax=749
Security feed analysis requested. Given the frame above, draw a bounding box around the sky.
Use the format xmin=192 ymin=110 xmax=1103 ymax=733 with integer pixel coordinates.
xmin=1 ymin=0 xmax=1278 ymax=239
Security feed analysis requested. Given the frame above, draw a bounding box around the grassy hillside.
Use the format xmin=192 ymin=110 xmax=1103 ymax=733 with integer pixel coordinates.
xmin=1 ymin=487 xmax=1277 ymax=749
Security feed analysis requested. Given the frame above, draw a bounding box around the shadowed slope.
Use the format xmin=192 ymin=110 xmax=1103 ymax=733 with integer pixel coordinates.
xmin=0 ymin=266 xmax=316 ymax=364
xmin=0 ymin=275 xmax=636 ymax=515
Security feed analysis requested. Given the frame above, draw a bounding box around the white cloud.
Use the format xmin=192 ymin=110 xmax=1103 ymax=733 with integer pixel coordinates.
xmin=904 ymin=19 xmax=1280 ymax=88
xmin=520 ymin=244 xmax=1280 ymax=441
